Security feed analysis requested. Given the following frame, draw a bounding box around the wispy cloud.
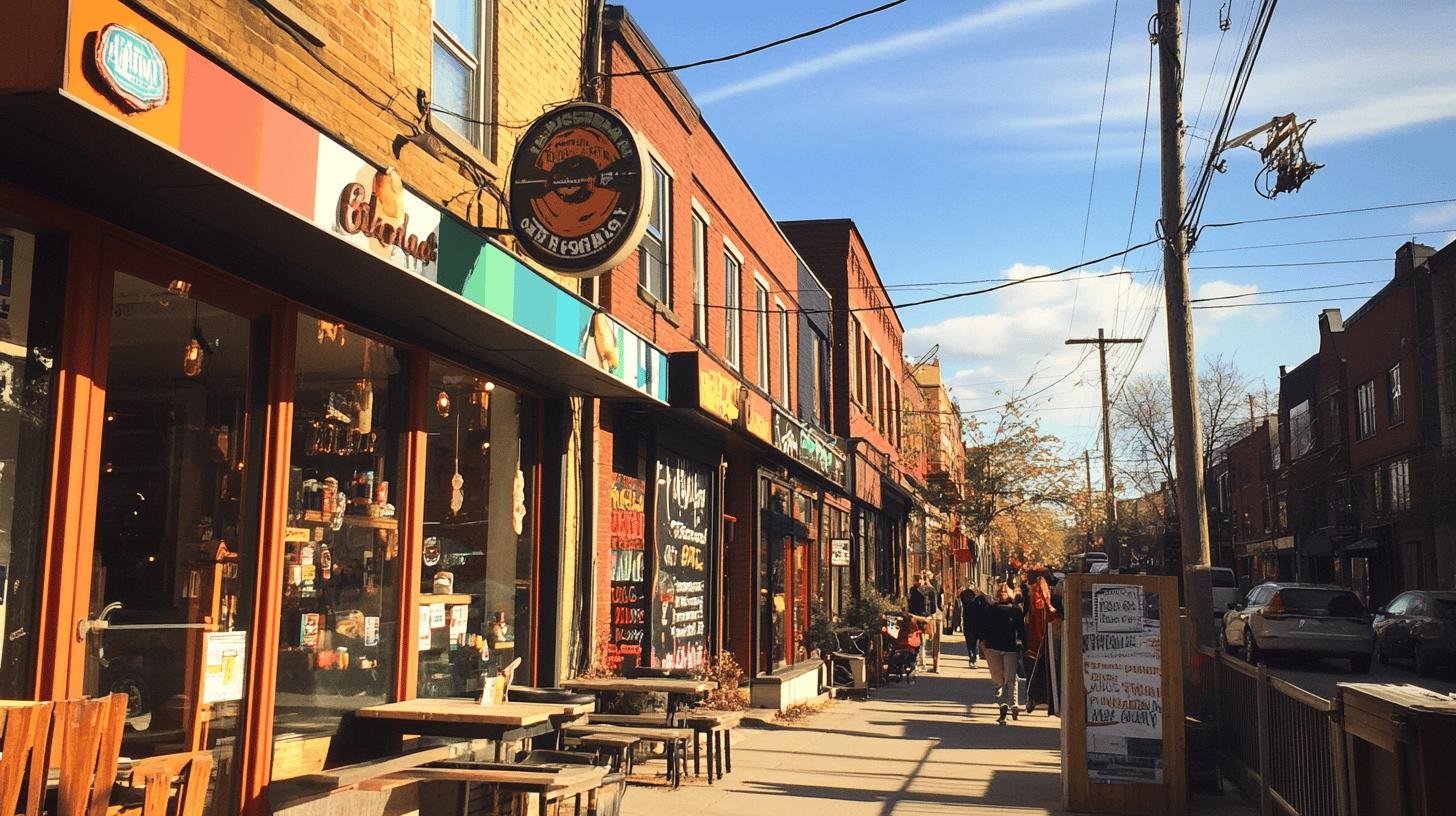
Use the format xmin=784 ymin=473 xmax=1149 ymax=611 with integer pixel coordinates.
xmin=697 ymin=0 xmax=1094 ymax=104
xmin=1411 ymin=201 xmax=1456 ymax=230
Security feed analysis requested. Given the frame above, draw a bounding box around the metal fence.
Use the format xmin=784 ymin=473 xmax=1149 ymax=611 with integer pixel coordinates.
xmin=1212 ymin=652 xmax=1348 ymax=816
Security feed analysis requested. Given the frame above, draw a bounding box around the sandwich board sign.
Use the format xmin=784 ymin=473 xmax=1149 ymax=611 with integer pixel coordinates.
xmin=1062 ymin=573 xmax=1186 ymax=816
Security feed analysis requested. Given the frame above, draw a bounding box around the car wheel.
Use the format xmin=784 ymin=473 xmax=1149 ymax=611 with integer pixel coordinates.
xmin=1415 ymin=643 xmax=1433 ymax=677
xmin=1350 ymin=654 xmax=1372 ymax=674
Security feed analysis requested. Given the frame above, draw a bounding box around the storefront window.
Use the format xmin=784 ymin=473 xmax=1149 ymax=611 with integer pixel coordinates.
xmin=88 ymin=268 xmax=259 ymax=811
xmin=758 ymin=477 xmax=790 ymax=670
xmin=417 ymin=358 xmax=536 ymax=697
xmin=0 ymin=219 xmax=63 ymax=699
xmin=274 ymin=316 xmax=407 ymax=777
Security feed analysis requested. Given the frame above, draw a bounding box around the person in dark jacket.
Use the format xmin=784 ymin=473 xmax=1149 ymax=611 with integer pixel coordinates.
xmin=907 ymin=573 xmax=938 ymax=671
xmin=978 ymin=580 xmax=1027 ymax=723
xmin=957 ymin=583 xmax=986 ymax=668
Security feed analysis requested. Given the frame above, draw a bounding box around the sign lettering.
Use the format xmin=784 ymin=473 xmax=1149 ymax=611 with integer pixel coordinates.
xmin=91 ymin=24 xmax=169 ymax=113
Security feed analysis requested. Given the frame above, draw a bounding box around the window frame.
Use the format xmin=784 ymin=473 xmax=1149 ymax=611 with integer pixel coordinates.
xmin=1356 ymin=379 xmax=1377 ymax=440
xmin=1387 ymin=363 xmax=1404 ymax=426
xmin=754 ymin=277 xmax=770 ymax=390
xmin=431 ymin=1 xmax=494 ymax=156
xmin=723 ymin=241 xmax=743 ymax=370
xmin=638 ymin=159 xmax=672 ymax=303
xmin=777 ymin=300 xmax=791 ymax=405
xmin=690 ymin=204 xmax=709 ymax=343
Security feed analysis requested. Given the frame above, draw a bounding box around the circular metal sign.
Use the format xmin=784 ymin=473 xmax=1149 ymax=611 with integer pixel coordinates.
xmin=508 ymin=102 xmax=652 ymax=278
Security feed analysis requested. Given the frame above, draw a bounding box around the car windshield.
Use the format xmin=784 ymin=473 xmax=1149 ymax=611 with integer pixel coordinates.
xmin=1436 ymin=599 xmax=1456 ymax=621
xmin=1279 ymin=588 xmax=1365 ymax=617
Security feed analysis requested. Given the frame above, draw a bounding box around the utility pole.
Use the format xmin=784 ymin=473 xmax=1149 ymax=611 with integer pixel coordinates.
xmin=1066 ymin=328 xmax=1142 ymax=569
xmin=1156 ymin=0 xmax=1214 ymax=646
xmin=1084 ymin=450 xmax=1094 ymax=547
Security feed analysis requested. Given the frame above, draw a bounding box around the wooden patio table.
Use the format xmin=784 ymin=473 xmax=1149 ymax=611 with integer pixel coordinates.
xmin=560 ymin=677 xmax=717 ymax=721
xmin=354 ymin=698 xmax=592 ymax=761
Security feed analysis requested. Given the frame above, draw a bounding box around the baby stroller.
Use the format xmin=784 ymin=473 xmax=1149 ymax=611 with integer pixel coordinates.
xmin=883 ymin=614 xmax=922 ymax=684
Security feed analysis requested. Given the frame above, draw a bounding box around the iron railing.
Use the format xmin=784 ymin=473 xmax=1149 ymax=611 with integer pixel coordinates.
xmin=1212 ymin=652 xmax=1348 ymax=816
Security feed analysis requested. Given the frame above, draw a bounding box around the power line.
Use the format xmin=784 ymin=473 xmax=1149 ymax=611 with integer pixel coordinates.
xmin=1193 ymin=228 xmax=1456 ymax=253
xmin=1192 ymin=295 xmax=1370 ymax=310
xmin=603 ymin=0 xmax=914 ymax=78
xmin=1189 ymin=280 xmax=1382 ymax=303
xmin=1199 ymin=197 xmax=1456 ymax=230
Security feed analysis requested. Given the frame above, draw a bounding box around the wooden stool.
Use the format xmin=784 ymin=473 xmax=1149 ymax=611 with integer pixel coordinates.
xmin=570 ymin=734 xmax=640 ymax=774
xmin=673 ymin=711 xmax=742 ymax=784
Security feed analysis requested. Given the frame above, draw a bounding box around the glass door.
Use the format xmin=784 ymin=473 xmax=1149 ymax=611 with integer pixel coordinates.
xmin=83 ymin=260 xmax=267 ymax=813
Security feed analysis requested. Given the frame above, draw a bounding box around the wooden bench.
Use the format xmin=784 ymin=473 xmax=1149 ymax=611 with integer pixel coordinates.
xmin=377 ymin=762 xmax=608 ymax=816
xmin=583 ymin=713 xmax=670 ymax=727
xmin=268 ymin=742 xmax=476 ymax=816
xmin=560 ymin=724 xmax=691 ymax=788
xmin=672 ymin=711 xmax=744 ymax=784
xmin=565 ymin=733 xmax=641 ymax=774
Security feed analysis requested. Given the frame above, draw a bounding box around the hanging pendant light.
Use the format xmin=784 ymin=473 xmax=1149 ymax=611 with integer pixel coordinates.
xmin=436 ymin=390 xmax=452 ymax=418
xmin=183 ymin=338 xmax=204 ymax=377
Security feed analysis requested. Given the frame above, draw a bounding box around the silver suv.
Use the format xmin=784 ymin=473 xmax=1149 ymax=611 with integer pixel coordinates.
xmin=1221 ymin=582 xmax=1374 ymax=673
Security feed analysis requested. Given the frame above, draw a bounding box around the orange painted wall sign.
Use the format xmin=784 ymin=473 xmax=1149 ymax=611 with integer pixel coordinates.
xmin=698 ymin=366 xmax=740 ymax=426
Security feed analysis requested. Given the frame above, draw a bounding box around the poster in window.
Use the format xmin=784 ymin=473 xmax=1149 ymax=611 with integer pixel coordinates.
xmin=606 ymin=473 xmax=647 ymax=670
xmin=651 ymin=454 xmax=710 ymax=670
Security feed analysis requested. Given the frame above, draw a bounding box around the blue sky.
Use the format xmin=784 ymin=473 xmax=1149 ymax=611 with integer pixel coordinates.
xmin=620 ymin=0 xmax=1456 ymax=457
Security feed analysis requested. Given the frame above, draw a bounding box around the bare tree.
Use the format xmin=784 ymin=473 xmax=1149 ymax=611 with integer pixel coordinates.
xmin=1114 ymin=354 xmax=1272 ymax=516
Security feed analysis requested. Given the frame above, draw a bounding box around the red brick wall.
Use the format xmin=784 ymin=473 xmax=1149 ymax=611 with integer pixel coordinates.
xmin=1343 ymin=282 xmax=1422 ymax=469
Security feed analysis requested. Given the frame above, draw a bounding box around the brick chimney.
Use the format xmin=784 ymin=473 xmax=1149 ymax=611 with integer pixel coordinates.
xmin=1395 ymin=241 xmax=1436 ymax=278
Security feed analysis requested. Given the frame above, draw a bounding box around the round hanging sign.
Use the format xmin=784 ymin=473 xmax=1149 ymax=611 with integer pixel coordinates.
xmin=508 ymin=102 xmax=652 ymax=278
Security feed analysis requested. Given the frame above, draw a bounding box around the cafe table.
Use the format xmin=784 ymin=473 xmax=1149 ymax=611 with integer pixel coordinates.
xmin=354 ymin=698 xmax=593 ymax=761
xmin=559 ymin=677 xmax=717 ymax=721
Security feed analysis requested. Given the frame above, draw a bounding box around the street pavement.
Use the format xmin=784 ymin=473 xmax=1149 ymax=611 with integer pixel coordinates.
xmin=1258 ymin=653 xmax=1456 ymax=701
xmin=620 ymin=640 xmax=1256 ymax=815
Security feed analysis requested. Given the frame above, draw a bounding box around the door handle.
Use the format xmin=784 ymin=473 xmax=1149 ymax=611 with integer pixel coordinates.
xmin=78 ymin=619 xmax=210 ymax=638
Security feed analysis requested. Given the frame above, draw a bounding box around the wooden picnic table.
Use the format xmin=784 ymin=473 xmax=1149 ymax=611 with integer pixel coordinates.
xmin=354 ymin=698 xmax=593 ymax=760
xmin=560 ymin=677 xmax=717 ymax=720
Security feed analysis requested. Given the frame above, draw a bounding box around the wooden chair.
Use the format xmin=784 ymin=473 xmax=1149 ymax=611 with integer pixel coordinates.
xmin=51 ymin=693 xmax=128 ymax=816
xmin=119 ymin=751 xmax=214 ymax=816
xmin=0 ymin=701 xmax=54 ymax=816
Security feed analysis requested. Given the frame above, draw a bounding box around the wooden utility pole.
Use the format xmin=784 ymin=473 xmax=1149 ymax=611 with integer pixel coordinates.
xmin=1066 ymin=329 xmax=1142 ymax=568
xmin=1156 ymin=0 xmax=1214 ymax=646
xmin=1084 ymin=450 xmax=1094 ymax=547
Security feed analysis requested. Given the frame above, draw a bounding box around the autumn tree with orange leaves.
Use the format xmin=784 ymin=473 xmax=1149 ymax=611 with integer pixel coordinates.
xmin=960 ymin=400 xmax=1079 ymax=568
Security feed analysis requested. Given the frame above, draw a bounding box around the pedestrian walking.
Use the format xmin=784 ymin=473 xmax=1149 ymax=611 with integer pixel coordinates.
xmin=978 ymin=580 xmax=1027 ymax=723
xmin=907 ymin=573 xmax=940 ymax=672
xmin=957 ymin=582 xmax=987 ymax=668
xmin=923 ymin=570 xmax=943 ymax=673
xmin=1022 ymin=572 xmax=1062 ymax=714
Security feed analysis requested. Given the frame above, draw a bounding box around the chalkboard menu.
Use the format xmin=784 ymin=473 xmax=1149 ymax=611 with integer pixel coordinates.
xmin=606 ymin=474 xmax=647 ymax=669
xmin=651 ymin=454 xmax=711 ymax=669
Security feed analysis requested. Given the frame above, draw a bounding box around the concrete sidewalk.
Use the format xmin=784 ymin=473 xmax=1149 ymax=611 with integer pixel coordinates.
xmin=620 ymin=639 xmax=1256 ymax=815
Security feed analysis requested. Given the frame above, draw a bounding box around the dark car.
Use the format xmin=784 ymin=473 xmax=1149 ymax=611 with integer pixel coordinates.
xmin=1373 ymin=590 xmax=1456 ymax=676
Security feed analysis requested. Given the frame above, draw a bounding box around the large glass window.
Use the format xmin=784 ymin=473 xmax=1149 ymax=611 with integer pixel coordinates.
xmin=273 ymin=316 xmax=407 ymax=779
xmin=0 ymin=219 xmax=63 ymax=700
xmin=639 ymin=161 xmax=670 ymax=302
xmin=88 ymin=267 xmax=261 ymax=810
xmin=433 ymin=0 xmax=493 ymax=153
xmin=417 ymin=359 xmax=536 ymax=697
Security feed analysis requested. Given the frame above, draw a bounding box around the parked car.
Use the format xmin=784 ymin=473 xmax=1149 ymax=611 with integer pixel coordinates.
xmin=1067 ymin=552 xmax=1110 ymax=573
xmin=1210 ymin=567 xmax=1239 ymax=622
xmin=1220 ymin=582 xmax=1373 ymax=673
xmin=1373 ymin=590 xmax=1456 ymax=676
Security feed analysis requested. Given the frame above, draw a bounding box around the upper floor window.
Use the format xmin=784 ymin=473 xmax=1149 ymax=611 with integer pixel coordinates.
xmin=778 ymin=304 xmax=791 ymax=404
xmin=755 ymin=281 xmax=770 ymax=390
xmin=724 ymin=248 xmax=741 ymax=369
xmin=639 ymin=161 xmax=671 ymax=302
xmin=1289 ymin=400 xmax=1313 ymax=458
xmin=432 ymin=0 xmax=493 ymax=153
xmin=850 ymin=319 xmax=863 ymax=404
xmin=1356 ymin=380 xmax=1376 ymax=440
xmin=812 ymin=330 xmax=830 ymax=429
xmin=1387 ymin=364 xmax=1404 ymax=425
xmin=1376 ymin=458 xmax=1411 ymax=513
xmin=691 ymin=211 xmax=708 ymax=343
